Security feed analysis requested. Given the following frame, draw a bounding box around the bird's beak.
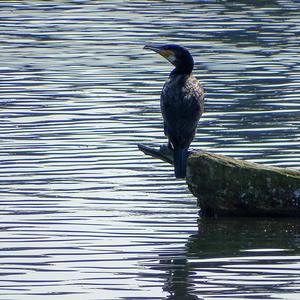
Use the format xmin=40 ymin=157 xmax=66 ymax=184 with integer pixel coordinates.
xmin=144 ymin=45 xmax=176 ymax=65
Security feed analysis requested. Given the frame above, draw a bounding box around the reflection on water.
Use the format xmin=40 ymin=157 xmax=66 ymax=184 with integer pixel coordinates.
xmin=0 ymin=0 xmax=300 ymax=299
xmin=192 ymin=218 xmax=300 ymax=257
xmin=156 ymin=218 xmax=300 ymax=300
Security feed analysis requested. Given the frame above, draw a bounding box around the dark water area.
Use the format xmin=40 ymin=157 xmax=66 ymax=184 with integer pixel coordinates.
xmin=0 ymin=0 xmax=299 ymax=299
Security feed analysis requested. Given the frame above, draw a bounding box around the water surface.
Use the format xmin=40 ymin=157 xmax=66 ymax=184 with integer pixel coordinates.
xmin=0 ymin=1 xmax=299 ymax=299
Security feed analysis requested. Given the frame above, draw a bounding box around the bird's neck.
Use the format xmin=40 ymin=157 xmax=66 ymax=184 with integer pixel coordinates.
xmin=171 ymin=54 xmax=194 ymax=75
xmin=170 ymin=68 xmax=192 ymax=77
xmin=171 ymin=63 xmax=193 ymax=76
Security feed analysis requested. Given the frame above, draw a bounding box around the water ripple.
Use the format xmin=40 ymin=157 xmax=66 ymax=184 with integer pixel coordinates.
xmin=0 ymin=1 xmax=299 ymax=299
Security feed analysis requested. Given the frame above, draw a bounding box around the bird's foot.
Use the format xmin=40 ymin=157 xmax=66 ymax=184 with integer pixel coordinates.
xmin=167 ymin=141 xmax=173 ymax=150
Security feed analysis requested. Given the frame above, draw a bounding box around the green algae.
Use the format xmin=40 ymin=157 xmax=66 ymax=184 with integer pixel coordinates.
xmin=187 ymin=151 xmax=300 ymax=217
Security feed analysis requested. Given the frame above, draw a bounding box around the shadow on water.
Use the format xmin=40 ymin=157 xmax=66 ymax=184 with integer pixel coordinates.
xmin=156 ymin=218 xmax=300 ymax=300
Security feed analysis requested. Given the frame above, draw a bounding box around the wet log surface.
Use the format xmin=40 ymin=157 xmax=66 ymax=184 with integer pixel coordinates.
xmin=138 ymin=144 xmax=300 ymax=217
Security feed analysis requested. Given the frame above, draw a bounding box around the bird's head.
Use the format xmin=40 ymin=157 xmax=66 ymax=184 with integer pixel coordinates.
xmin=144 ymin=44 xmax=194 ymax=74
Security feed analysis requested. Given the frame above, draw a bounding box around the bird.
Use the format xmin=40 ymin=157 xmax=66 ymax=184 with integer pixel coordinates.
xmin=144 ymin=44 xmax=204 ymax=178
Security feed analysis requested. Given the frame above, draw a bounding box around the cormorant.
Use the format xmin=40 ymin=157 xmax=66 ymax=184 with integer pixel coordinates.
xmin=144 ymin=44 xmax=204 ymax=178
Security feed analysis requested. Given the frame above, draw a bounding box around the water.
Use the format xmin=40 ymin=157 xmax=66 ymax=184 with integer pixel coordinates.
xmin=0 ymin=0 xmax=299 ymax=299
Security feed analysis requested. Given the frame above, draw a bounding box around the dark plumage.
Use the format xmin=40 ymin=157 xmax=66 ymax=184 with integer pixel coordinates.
xmin=144 ymin=44 xmax=204 ymax=178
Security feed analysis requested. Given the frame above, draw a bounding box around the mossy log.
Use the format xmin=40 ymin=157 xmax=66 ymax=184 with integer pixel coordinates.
xmin=138 ymin=144 xmax=300 ymax=217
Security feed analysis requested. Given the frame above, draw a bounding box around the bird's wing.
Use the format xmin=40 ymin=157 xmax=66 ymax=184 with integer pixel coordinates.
xmin=161 ymin=75 xmax=204 ymax=146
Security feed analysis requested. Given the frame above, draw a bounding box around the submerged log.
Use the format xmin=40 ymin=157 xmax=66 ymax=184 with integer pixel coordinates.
xmin=138 ymin=144 xmax=300 ymax=217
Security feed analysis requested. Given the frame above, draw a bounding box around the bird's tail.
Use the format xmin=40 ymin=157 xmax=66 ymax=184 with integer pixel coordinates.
xmin=173 ymin=147 xmax=188 ymax=179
